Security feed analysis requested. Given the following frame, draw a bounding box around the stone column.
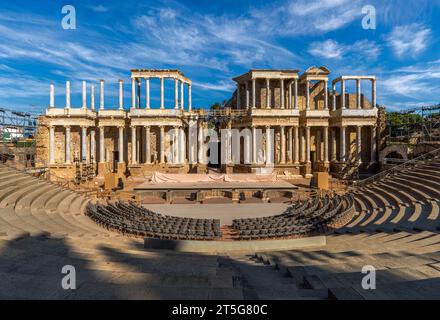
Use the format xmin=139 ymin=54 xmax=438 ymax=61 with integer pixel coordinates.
xmin=118 ymin=127 xmax=124 ymax=163
xmin=356 ymin=125 xmax=362 ymax=163
xmin=371 ymin=78 xmax=376 ymax=108
xmin=280 ymin=79 xmax=285 ymax=109
xmin=330 ymin=128 xmax=337 ymax=162
xmin=131 ymin=126 xmax=137 ymax=164
xmin=265 ymin=79 xmax=270 ymax=109
xmin=324 ymin=80 xmax=328 ymax=110
xmin=65 ymin=81 xmax=70 ymax=109
xmin=160 ymin=78 xmax=165 ymax=109
xmin=245 ymin=81 xmax=249 ymax=109
xmin=227 ymin=123 xmax=232 ymax=164
xmin=99 ymin=80 xmax=104 ymax=110
xmin=288 ymin=81 xmax=292 ymax=109
xmin=280 ymin=126 xmax=286 ymax=164
xmin=236 ymin=83 xmax=241 ymax=109
xmin=316 ymin=128 xmax=321 ymax=162
xmin=340 ymin=126 xmax=346 ymax=162
xmin=323 ymin=126 xmax=329 ymax=163
xmin=49 ymin=125 xmax=55 ymax=164
xmin=136 ymin=79 xmax=141 ymax=108
xmin=65 ymin=126 xmax=71 ymax=164
xmin=173 ymin=126 xmax=179 ymax=164
xmin=306 ymin=80 xmax=310 ymax=110
xmin=265 ymin=126 xmax=271 ymax=164
xmin=252 ymin=79 xmax=256 ymax=109
xmin=99 ymin=127 xmax=105 ymax=163
xmin=300 ymin=127 xmax=305 ymax=163
xmin=145 ymin=126 xmax=151 ymax=164
xmin=356 ymin=79 xmax=361 ymax=109
xmin=81 ymin=126 xmax=87 ymax=163
xmin=288 ymin=127 xmax=293 ymax=163
xmin=341 ymin=80 xmax=346 ymax=109
xmin=179 ymin=126 xmax=185 ymax=164
xmin=90 ymin=85 xmax=95 ymax=111
xmin=332 ymin=82 xmax=336 ymax=111
xmin=252 ymin=126 xmax=257 ymax=164
xmin=198 ymin=123 xmax=204 ymax=164
xmin=145 ymin=78 xmax=150 ymax=109
xmin=82 ymin=81 xmax=87 ymax=109
xmin=188 ymin=84 xmax=192 ymax=111
xmin=294 ymin=78 xmax=298 ymax=110
xmin=180 ymin=81 xmax=184 ymax=110
xmin=305 ymin=126 xmax=311 ymax=163
xmin=160 ymin=126 xmax=165 ymax=163
xmin=49 ymin=84 xmax=54 ymax=108
xmin=118 ymin=80 xmax=123 ymax=110
xmin=174 ymin=79 xmax=179 ymax=109
xmin=294 ymin=126 xmax=299 ymax=165
xmin=371 ymin=126 xmax=377 ymax=163
xmin=131 ymin=78 xmax=135 ymax=109
xmin=90 ymin=129 xmax=95 ymax=164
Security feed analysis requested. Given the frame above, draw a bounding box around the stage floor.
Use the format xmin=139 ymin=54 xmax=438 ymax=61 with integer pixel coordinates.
xmin=134 ymin=180 xmax=296 ymax=190
xmin=141 ymin=203 xmax=290 ymax=225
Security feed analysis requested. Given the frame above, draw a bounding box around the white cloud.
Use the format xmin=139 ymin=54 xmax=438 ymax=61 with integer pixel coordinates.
xmin=308 ymin=40 xmax=346 ymax=59
xmin=88 ymin=5 xmax=108 ymax=13
xmin=385 ymin=23 xmax=431 ymax=58
xmin=308 ymin=39 xmax=380 ymax=61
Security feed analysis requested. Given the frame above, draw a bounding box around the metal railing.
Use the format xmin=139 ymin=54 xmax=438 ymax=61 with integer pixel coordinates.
xmin=354 ymin=147 xmax=440 ymax=187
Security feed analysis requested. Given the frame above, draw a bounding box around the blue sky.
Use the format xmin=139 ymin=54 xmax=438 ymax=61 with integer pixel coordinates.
xmin=0 ymin=0 xmax=439 ymax=114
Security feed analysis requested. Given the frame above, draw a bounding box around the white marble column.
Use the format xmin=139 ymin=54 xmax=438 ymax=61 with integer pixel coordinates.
xmin=371 ymin=125 xmax=377 ymax=162
xmin=341 ymin=80 xmax=346 ymax=109
xmin=180 ymin=81 xmax=184 ymax=110
xmin=81 ymin=126 xmax=87 ymax=163
xmin=179 ymin=126 xmax=185 ymax=164
xmin=265 ymin=79 xmax=270 ymax=109
xmin=99 ymin=80 xmax=104 ymax=110
xmin=90 ymin=129 xmax=95 ymax=164
xmin=82 ymin=81 xmax=87 ymax=109
xmin=280 ymin=79 xmax=285 ymax=109
xmin=288 ymin=81 xmax=292 ymax=109
xmin=288 ymin=127 xmax=293 ymax=164
xmin=65 ymin=81 xmax=70 ymax=109
xmin=330 ymin=128 xmax=337 ymax=162
xmin=227 ymin=123 xmax=232 ymax=164
xmin=118 ymin=126 xmax=124 ymax=163
xmin=65 ymin=126 xmax=70 ymax=164
xmin=99 ymin=126 xmax=105 ymax=163
xmin=236 ymin=83 xmax=241 ymax=109
xmin=136 ymin=79 xmax=141 ymax=108
xmin=188 ymin=84 xmax=192 ymax=111
xmin=90 ymin=85 xmax=95 ymax=111
xmin=198 ymin=123 xmax=204 ymax=164
xmin=324 ymin=80 xmax=328 ymax=110
xmin=49 ymin=84 xmax=55 ymax=108
xmin=145 ymin=126 xmax=151 ymax=164
xmin=118 ymin=80 xmax=123 ymax=110
xmin=173 ymin=126 xmax=179 ymax=164
xmin=316 ymin=129 xmax=321 ymax=162
xmin=332 ymin=82 xmax=336 ymax=111
xmin=280 ymin=126 xmax=286 ymax=164
xmin=252 ymin=126 xmax=257 ymax=164
xmin=131 ymin=126 xmax=137 ymax=164
xmin=305 ymin=126 xmax=311 ymax=163
xmin=160 ymin=78 xmax=165 ymax=109
xmin=340 ymin=126 xmax=346 ymax=162
xmin=306 ymin=80 xmax=310 ymax=110
xmin=252 ymin=79 xmax=256 ymax=109
xmin=174 ymin=79 xmax=179 ymax=109
xmin=323 ymin=126 xmax=329 ymax=163
xmin=145 ymin=78 xmax=150 ymax=109
xmin=300 ymin=127 xmax=305 ymax=163
xmin=294 ymin=79 xmax=298 ymax=110
xmin=49 ymin=125 xmax=55 ymax=164
xmin=371 ymin=78 xmax=376 ymax=108
xmin=356 ymin=79 xmax=361 ymax=109
xmin=160 ymin=126 xmax=165 ymax=163
xmin=356 ymin=125 xmax=362 ymax=163
xmin=265 ymin=126 xmax=271 ymax=164
xmin=131 ymin=78 xmax=135 ymax=109
xmin=294 ymin=126 xmax=299 ymax=165
xmin=245 ymin=81 xmax=250 ymax=109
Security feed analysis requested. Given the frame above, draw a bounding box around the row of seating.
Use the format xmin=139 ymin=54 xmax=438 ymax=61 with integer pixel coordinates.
xmin=232 ymin=194 xmax=355 ymax=240
xmin=85 ymin=201 xmax=222 ymax=240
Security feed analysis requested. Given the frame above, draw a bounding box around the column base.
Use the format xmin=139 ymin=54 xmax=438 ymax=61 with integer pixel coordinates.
xmin=117 ymin=162 xmax=126 ymax=178
xmin=98 ymin=162 xmax=108 ymax=177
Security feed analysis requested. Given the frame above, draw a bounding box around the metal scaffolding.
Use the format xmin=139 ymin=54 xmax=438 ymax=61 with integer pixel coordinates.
xmin=0 ymin=107 xmax=38 ymax=140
